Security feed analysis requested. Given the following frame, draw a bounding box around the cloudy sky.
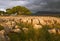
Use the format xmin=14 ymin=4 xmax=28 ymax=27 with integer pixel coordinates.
xmin=0 ymin=0 xmax=60 ymax=12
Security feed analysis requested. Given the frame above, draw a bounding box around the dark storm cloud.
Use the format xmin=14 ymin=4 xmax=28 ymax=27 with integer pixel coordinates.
xmin=0 ymin=0 xmax=60 ymax=12
xmin=28 ymin=0 xmax=60 ymax=12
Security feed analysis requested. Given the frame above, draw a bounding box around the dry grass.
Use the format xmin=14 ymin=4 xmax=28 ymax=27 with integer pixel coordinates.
xmin=7 ymin=21 xmax=60 ymax=41
xmin=0 ymin=16 xmax=60 ymax=41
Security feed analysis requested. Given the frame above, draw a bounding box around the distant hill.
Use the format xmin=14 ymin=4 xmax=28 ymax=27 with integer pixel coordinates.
xmin=32 ymin=11 xmax=60 ymax=16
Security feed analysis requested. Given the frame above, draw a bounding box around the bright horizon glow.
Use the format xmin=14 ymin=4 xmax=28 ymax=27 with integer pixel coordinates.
xmin=0 ymin=9 xmax=6 ymax=12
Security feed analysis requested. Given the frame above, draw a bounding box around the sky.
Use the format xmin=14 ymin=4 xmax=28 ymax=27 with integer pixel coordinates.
xmin=0 ymin=0 xmax=60 ymax=12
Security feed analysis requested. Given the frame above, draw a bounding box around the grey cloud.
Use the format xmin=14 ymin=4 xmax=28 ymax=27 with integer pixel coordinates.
xmin=7 ymin=1 xmax=30 ymax=8
xmin=26 ymin=0 xmax=60 ymax=12
xmin=0 ymin=1 xmax=10 ymax=8
xmin=0 ymin=1 xmax=29 ymax=8
xmin=0 ymin=0 xmax=28 ymax=1
xmin=0 ymin=0 xmax=60 ymax=12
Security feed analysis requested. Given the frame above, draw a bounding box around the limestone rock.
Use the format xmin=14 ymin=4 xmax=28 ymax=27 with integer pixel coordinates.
xmin=33 ymin=24 xmax=42 ymax=30
xmin=0 ymin=30 xmax=10 ymax=41
xmin=12 ymin=29 xmax=21 ymax=33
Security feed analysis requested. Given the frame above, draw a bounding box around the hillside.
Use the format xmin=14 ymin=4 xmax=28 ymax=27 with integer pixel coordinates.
xmin=33 ymin=11 xmax=60 ymax=16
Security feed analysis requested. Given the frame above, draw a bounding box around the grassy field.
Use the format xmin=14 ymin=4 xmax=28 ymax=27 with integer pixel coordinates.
xmin=0 ymin=16 xmax=60 ymax=41
xmin=7 ymin=22 xmax=60 ymax=41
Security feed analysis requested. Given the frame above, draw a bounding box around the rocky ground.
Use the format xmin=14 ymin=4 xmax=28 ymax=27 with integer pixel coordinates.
xmin=0 ymin=16 xmax=60 ymax=41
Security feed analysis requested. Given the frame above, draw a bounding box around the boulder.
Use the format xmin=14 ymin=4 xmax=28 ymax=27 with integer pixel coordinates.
xmin=33 ymin=24 xmax=42 ymax=30
xmin=22 ymin=28 xmax=28 ymax=33
xmin=48 ymin=28 xmax=56 ymax=34
xmin=0 ymin=30 xmax=10 ymax=41
xmin=12 ymin=29 xmax=21 ymax=33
